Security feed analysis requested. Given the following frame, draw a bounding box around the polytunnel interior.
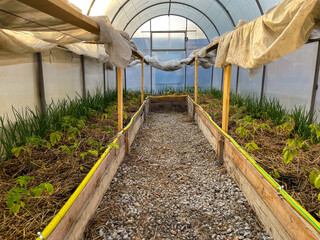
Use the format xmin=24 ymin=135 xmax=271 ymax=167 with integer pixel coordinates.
xmin=1 ymin=0 xmax=320 ymax=240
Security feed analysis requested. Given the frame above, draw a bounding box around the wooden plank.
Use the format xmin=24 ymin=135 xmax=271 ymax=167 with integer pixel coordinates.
xmin=17 ymin=0 xmax=100 ymax=35
xmin=223 ymin=151 xmax=291 ymax=240
xmin=117 ymin=68 xmax=123 ymax=131
xmin=67 ymin=141 xmax=126 ymax=240
xmin=195 ymin=107 xmax=222 ymax=140
xmin=150 ymin=96 xmax=186 ymax=103
xmin=222 ymin=65 xmax=231 ymax=133
xmin=195 ymin=58 xmax=198 ymax=103
xmin=141 ymin=60 xmax=144 ymax=104
xmin=193 ymin=103 xmax=320 ymax=240
xmin=195 ymin=112 xmax=218 ymax=152
xmin=224 ymin=139 xmax=320 ymax=240
xmin=125 ymin=132 xmax=130 ymax=154
xmin=47 ymin=145 xmax=117 ymax=240
xmin=128 ymin=111 xmax=144 ymax=147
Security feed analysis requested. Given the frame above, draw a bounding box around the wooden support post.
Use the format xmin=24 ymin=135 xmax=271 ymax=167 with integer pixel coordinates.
xmin=217 ymin=133 xmax=224 ymax=165
xmin=117 ymin=68 xmax=123 ymax=131
xmin=195 ymin=57 xmax=198 ymax=103
xmin=141 ymin=59 xmax=144 ymax=104
xmin=222 ymin=65 xmax=231 ymax=133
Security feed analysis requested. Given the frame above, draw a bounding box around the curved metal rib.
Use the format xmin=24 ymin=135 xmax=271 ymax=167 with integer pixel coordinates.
xmin=122 ymin=2 xmax=221 ymax=36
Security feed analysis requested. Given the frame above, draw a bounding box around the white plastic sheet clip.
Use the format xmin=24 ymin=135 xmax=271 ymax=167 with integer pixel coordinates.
xmin=37 ymin=232 xmax=44 ymax=240
xmin=277 ymin=185 xmax=284 ymax=196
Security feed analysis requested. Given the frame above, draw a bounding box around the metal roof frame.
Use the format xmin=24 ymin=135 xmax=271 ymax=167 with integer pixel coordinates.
xmin=122 ymin=2 xmax=221 ymax=36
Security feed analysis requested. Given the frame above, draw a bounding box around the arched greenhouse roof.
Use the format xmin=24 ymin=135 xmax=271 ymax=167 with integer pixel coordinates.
xmin=72 ymin=0 xmax=280 ymax=39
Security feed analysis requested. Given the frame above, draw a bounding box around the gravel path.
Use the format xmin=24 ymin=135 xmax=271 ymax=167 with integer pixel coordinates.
xmin=84 ymin=112 xmax=273 ymax=240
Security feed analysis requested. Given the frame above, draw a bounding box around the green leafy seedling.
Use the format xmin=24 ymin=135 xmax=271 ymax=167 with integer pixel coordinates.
xmin=80 ymin=152 xmax=88 ymax=160
xmin=88 ymin=150 xmax=99 ymax=157
xmin=50 ymin=131 xmax=62 ymax=146
xmin=105 ymin=126 xmax=113 ymax=136
xmin=245 ymin=141 xmax=259 ymax=152
xmin=109 ymin=142 xmax=119 ymax=149
xmin=6 ymin=176 xmax=53 ymax=214
xmin=282 ymin=135 xmax=309 ymax=164
xmin=11 ymin=146 xmax=30 ymax=158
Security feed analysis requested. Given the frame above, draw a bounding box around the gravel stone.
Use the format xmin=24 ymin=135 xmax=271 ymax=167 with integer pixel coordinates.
xmin=85 ymin=112 xmax=273 ymax=240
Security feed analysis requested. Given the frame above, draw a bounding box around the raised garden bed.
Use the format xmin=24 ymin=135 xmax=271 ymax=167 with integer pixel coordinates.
xmin=0 ymin=91 xmax=143 ymax=239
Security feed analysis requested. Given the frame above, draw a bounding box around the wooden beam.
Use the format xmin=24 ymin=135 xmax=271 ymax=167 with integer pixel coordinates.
xmin=222 ymin=65 xmax=231 ymax=133
xmin=195 ymin=57 xmax=198 ymax=103
xmin=17 ymin=0 xmax=100 ymax=35
xmin=141 ymin=59 xmax=144 ymax=104
xmin=117 ymin=68 xmax=123 ymax=131
xmin=187 ymin=42 xmax=219 ymax=65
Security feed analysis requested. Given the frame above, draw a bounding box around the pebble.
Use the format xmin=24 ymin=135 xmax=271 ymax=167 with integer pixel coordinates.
xmin=85 ymin=112 xmax=273 ymax=240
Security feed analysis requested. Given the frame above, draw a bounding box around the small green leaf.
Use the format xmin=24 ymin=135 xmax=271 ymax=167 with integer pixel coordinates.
xmin=44 ymin=183 xmax=54 ymax=193
xmin=88 ymin=150 xmax=99 ymax=157
xmin=273 ymin=169 xmax=281 ymax=179
xmin=11 ymin=147 xmax=22 ymax=158
xmin=318 ymin=193 xmax=320 ymax=201
xmin=80 ymin=152 xmax=87 ymax=160
xmin=11 ymin=203 xmax=20 ymax=214
xmin=315 ymin=175 xmax=320 ymax=188
xmin=30 ymin=187 xmax=43 ymax=197
xmin=283 ymin=150 xmax=293 ymax=164
xmin=15 ymin=176 xmax=33 ymax=188
xmin=309 ymin=171 xmax=317 ymax=184
xmin=79 ymin=166 xmax=84 ymax=171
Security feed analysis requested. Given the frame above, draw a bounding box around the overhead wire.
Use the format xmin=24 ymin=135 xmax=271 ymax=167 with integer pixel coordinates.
xmin=0 ymin=8 xmax=89 ymax=42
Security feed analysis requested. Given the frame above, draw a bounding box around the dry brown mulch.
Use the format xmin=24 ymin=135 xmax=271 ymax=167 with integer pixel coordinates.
xmin=199 ymin=94 xmax=320 ymax=221
xmin=0 ymin=99 xmax=140 ymax=240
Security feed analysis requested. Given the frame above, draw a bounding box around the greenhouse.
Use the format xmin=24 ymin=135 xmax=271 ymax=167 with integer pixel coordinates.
xmin=1 ymin=0 xmax=320 ymax=239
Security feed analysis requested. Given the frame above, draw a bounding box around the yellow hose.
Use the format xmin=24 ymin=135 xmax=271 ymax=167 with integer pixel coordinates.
xmin=36 ymin=100 xmax=147 ymax=240
xmin=188 ymin=96 xmax=320 ymax=233
xmin=38 ymin=94 xmax=320 ymax=239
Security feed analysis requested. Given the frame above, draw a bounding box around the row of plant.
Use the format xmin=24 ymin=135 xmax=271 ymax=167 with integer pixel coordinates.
xmin=196 ymin=88 xmax=320 ymax=220
xmin=0 ymin=90 xmax=142 ymax=239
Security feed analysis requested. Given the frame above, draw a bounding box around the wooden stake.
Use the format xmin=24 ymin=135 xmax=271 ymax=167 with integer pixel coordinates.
xmin=117 ymin=68 xmax=123 ymax=131
xmin=141 ymin=59 xmax=144 ymax=104
xmin=222 ymin=65 xmax=232 ymax=133
xmin=195 ymin=57 xmax=198 ymax=103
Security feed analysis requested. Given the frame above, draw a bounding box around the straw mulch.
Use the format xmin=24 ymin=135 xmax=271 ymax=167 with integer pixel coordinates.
xmin=0 ymin=101 xmax=140 ymax=239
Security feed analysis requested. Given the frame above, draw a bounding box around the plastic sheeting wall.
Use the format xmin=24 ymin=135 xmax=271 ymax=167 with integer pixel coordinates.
xmin=42 ymin=49 xmax=83 ymax=104
xmin=0 ymin=52 xmax=39 ymax=121
xmin=1 ymin=49 xmax=108 ymax=122
xmin=84 ymin=57 xmax=103 ymax=95
xmin=238 ymin=67 xmax=263 ymax=98
xmin=213 ymin=68 xmax=223 ymax=90
xmin=106 ymin=69 xmax=117 ymax=91
xmin=264 ymin=42 xmax=318 ymax=111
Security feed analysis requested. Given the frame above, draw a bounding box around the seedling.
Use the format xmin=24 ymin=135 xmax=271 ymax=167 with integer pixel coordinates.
xmin=50 ymin=131 xmax=63 ymax=146
xmin=270 ymin=169 xmax=281 ymax=179
xmin=6 ymin=176 xmax=53 ymax=214
xmin=86 ymin=139 xmax=101 ymax=150
xmin=245 ymin=141 xmax=259 ymax=152
xmin=282 ymin=135 xmax=309 ymax=164
xmin=277 ymin=115 xmax=295 ymax=136
xmin=105 ymin=126 xmax=113 ymax=136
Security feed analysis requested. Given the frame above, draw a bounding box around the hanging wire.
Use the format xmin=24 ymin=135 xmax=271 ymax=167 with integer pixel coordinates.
xmin=0 ymin=8 xmax=89 ymax=42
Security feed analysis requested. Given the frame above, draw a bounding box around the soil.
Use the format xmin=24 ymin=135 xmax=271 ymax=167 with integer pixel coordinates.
xmin=0 ymin=97 xmax=140 ymax=240
xmin=84 ymin=111 xmax=272 ymax=240
xmin=198 ymin=94 xmax=320 ymax=221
